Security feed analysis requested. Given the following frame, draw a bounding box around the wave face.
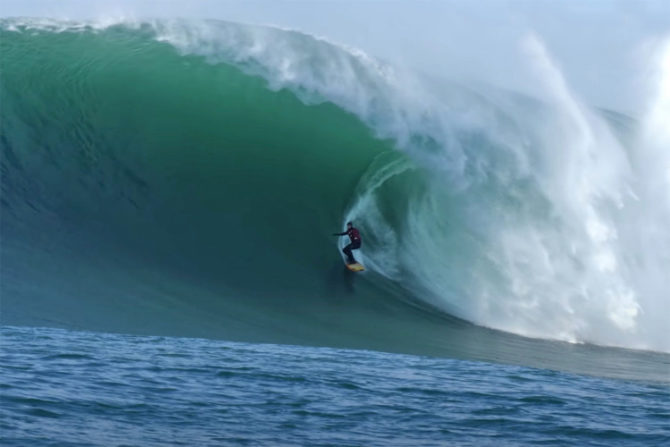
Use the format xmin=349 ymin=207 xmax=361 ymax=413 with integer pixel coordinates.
xmin=1 ymin=19 xmax=669 ymax=356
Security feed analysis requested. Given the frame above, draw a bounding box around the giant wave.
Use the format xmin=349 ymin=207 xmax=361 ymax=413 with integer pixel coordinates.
xmin=2 ymin=19 xmax=669 ymax=374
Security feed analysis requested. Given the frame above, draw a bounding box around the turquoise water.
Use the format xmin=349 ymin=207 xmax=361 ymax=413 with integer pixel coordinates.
xmin=2 ymin=326 xmax=668 ymax=446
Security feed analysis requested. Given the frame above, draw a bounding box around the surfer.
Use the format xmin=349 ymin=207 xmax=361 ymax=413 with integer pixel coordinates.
xmin=333 ymin=222 xmax=362 ymax=264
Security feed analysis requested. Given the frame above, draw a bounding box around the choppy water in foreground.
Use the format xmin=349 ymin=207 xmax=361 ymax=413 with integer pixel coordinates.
xmin=2 ymin=326 xmax=668 ymax=446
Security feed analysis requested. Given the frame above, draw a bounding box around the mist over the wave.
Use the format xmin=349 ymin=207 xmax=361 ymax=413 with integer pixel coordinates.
xmin=3 ymin=0 xmax=670 ymax=115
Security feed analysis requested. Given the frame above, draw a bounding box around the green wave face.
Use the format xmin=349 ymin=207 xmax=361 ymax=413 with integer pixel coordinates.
xmin=2 ymin=20 xmax=669 ymax=372
xmin=1 ymin=24 xmax=394 ymax=286
xmin=2 ymin=22 xmax=444 ymax=352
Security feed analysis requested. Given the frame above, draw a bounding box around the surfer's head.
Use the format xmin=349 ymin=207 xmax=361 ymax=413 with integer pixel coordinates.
xmin=347 ymin=222 xmax=353 ymax=228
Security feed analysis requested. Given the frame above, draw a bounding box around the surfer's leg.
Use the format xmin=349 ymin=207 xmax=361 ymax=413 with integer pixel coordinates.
xmin=343 ymin=244 xmax=355 ymax=263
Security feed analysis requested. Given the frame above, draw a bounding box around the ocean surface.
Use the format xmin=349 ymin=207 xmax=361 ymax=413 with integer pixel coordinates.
xmin=1 ymin=17 xmax=670 ymax=445
xmin=2 ymin=325 xmax=669 ymax=447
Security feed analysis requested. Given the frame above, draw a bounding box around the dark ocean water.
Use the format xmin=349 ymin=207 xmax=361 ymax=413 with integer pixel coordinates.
xmin=2 ymin=325 xmax=669 ymax=446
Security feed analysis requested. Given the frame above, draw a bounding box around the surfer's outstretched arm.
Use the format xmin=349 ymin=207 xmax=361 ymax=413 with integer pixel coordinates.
xmin=332 ymin=232 xmax=347 ymax=236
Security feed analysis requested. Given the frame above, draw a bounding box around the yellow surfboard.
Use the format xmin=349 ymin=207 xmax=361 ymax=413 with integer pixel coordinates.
xmin=345 ymin=262 xmax=365 ymax=272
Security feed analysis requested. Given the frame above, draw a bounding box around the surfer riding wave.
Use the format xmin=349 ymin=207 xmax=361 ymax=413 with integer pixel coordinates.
xmin=333 ymin=222 xmax=362 ymax=264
